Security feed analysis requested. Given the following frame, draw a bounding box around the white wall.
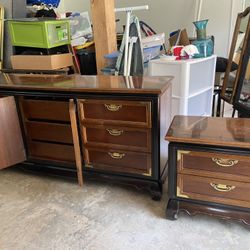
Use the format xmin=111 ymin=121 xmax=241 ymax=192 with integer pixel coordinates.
xmin=199 ymin=0 xmax=242 ymax=57
xmin=245 ymin=0 xmax=250 ymax=8
xmin=57 ymin=0 xmax=89 ymax=13
xmin=57 ymin=0 xmax=245 ymax=57
xmin=115 ymin=0 xmax=196 ymax=35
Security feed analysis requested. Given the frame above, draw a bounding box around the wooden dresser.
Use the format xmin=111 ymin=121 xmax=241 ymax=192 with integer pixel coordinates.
xmin=78 ymin=99 xmax=152 ymax=176
xmin=0 ymin=74 xmax=172 ymax=199
xmin=166 ymin=116 xmax=250 ymax=225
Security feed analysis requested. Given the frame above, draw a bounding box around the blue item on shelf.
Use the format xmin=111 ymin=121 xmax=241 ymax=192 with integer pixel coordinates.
xmin=104 ymin=51 xmax=119 ymax=67
xmin=26 ymin=0 xmax=60 ymax=7
xmin=101 ymin=66 xmax=116 ymax=75
xmin=143 ymin=45 xmax=161 ymax=63
xmin=192 ymin=19 xmax=214 ymax=58
xmin=193 ymin=19 xmax=208 ymax=40
xmin=104 ymin=51 xmax=119 ymax=59
xmin=191 ymin=37 xmax=214 ymax=58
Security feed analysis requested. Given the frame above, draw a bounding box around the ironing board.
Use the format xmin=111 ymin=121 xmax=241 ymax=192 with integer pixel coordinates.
xmin=115 ymin=5 xmax=148 ymax=76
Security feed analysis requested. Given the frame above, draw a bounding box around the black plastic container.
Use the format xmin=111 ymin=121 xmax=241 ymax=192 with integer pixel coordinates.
xmin=77 ymin=48 xmax=97 ymax=75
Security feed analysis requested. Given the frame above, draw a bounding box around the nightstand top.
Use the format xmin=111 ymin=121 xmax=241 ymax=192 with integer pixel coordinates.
xmin=149 ymin=55 xmax=217 ymax=65
xmin=166 ymin=116 xmax=250 ymax=149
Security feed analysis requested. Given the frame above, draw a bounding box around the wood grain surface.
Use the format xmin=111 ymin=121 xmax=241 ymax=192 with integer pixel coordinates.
xmin=0 ymin=96 xmax=26 ymax=169
xmin=166 ymin=116 xmax=250 ymax=148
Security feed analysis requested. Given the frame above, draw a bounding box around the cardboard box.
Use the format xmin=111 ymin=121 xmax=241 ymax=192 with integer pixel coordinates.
xmin=169 ymin=29 xmax=190 ymax=47
xmin=11 ymin=53 xmax=73 ymax=70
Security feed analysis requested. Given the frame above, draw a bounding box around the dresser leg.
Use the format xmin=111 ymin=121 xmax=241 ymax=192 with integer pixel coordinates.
xmin=166 ymin=199 xmax=179 ymax=220
xmin=150 ymin=183 xmax=162 ymax=201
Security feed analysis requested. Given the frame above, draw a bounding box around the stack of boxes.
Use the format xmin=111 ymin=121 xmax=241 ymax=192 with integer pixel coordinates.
xmin=8 ymin=19 xmax=73 ymax=71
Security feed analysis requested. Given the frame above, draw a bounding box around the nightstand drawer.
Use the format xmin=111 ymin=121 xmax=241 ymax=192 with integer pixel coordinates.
xmin=21 ymin=99 xmax=70 ymax=122
xmin=84 ymin=147 xmax=151 ymax=176
xmin=78 ymin=99 xmax=151 ymax=128
xmin=177 ymin=150 xmax=250 ymax=182
xmin=177 ymin=174 xmax=250 ymax=208
xmin=82 ymin=125 xmax=151 ymax=152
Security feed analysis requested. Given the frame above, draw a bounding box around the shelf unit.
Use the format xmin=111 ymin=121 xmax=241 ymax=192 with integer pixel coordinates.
xmin=148 ymin=55 xmax=217 ymax=119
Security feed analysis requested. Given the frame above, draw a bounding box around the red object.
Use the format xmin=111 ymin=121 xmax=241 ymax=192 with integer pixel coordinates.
xmin=173 ymin=46 xmax=183 ymax=60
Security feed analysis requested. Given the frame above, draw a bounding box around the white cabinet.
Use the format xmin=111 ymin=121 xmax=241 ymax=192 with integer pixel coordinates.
xmin=148 ymin=55 xmax=217 ymax=119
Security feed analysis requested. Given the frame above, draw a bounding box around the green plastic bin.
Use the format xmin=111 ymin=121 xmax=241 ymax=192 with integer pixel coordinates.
xmin=8 ymin=19 xmax=70 ymax=49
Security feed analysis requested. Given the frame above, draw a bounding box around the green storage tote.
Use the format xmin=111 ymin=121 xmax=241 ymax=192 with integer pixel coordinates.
xmin=8 ymin=19 xmax=70 ymax=49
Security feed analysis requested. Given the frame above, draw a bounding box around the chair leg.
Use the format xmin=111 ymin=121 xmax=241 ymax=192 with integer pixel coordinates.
xmin=232 ymin=109 xmax=236 ymax=118
xmin=212 ymin=88 xmax=222 ymax=117
xmin=221 ymin=100 xmax=225 ymax=117
xmin=217 ymin=93 xmax=223 ymax=117
xmin=216 ymin=94 xmax=221 ymax=117
xmin=212 ymin=92 xmax=216 ymax=117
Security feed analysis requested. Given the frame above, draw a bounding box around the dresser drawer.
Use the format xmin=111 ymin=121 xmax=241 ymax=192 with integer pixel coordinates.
xmin=21 ymin=99 xmax=70 ymax=122
xmin=177 ymin=150 xmax=250 ymax=182
xmin=78 ymin=99 xmax=151 ymax=128
xmin=177 ymin=174 xmax=250 ymax=208
xmin=84 ymin=147 xmax=151 ymax=176
xmin=26 ymin=121 xmax=73 ymax=144
xmin=29 ymin=141 xmax=75 ymax=163
xmin=82 ymin=125 xmax=151 ymax=152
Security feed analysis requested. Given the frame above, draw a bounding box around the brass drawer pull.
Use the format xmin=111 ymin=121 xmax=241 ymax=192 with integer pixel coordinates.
xmin=106 ymin=129 xmax=124 ymax=136
xmin=108 ymin=152 xmax=125 ymax=159
xmin=210 ymin=183 xmax=236 ymax=192
xmin=104 ymin=104 xmax=122 ymax=112
xmin=212 ymin=158 xmax=238 ymax=167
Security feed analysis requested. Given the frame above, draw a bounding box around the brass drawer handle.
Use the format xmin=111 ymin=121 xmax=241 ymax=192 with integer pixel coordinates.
xmin=106 ymin=129 xmax=124 ymax=136
xmin=212 ymin=158 xmax=238 ymax=167
xmin=210 ymin=183 xmax=236 ymax=192
xmin=108 ymin=152 xmax=125 ymax=159
xmin=104 ymin=104 xmax=122 ymax=112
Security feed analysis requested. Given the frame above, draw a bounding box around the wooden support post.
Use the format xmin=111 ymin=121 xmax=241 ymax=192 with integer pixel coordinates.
xmin=90 ymin=0 xmax=117 ymax=74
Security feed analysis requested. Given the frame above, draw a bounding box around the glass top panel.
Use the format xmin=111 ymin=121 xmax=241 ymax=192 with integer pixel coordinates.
xmin=0 ymin=74 xmax=172 ymax=94
xmin=166 ymin=116 xmax=250 ymax=148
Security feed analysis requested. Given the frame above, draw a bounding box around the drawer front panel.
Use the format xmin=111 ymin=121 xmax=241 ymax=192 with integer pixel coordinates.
xmin=21 ymin=99 xmax=70 ymax=122
xmin=83 ymin=125 xmax=151 ymax=152
xmin=85 ymin=147 xmax=151 ymax=176
xmin=177 ymin=150 xmax=250 ymax=181
xmin=26 ymin=121 xmax=73 ymax=144
xmin=29 ymin=141 xmax=75 ymax=163
xmin=79 ymin=99 xmax=151 ymax=128
xmin=177 ymin=174 xmax=250 ymax=208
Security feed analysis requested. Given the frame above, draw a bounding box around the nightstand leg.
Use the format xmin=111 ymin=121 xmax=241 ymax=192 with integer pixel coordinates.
xmin=166 ymin=199 xmax=179 ymax=220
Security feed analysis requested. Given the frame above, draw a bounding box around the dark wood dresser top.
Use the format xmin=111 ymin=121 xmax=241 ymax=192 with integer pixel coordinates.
xmin=0 ymin=74 xmax=172 ymax=95
xmin=166 ymin=115 xmax=250 ymax=149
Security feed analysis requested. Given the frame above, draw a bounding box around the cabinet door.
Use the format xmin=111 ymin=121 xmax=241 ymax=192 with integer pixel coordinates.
xmin=0 ymin=96 xmax=26 ymax=169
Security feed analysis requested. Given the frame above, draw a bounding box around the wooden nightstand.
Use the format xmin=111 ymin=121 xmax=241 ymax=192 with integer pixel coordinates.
xmin=165 ymin=116 xmax=250 ymax=225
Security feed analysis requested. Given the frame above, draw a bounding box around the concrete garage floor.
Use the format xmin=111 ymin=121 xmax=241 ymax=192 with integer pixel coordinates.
xmin=0 ymin=169 xmax=249 ymax=250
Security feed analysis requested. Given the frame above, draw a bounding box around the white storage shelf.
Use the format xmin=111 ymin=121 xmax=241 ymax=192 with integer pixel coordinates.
xmin=148 ymin=55 xmax=217 ymax=119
